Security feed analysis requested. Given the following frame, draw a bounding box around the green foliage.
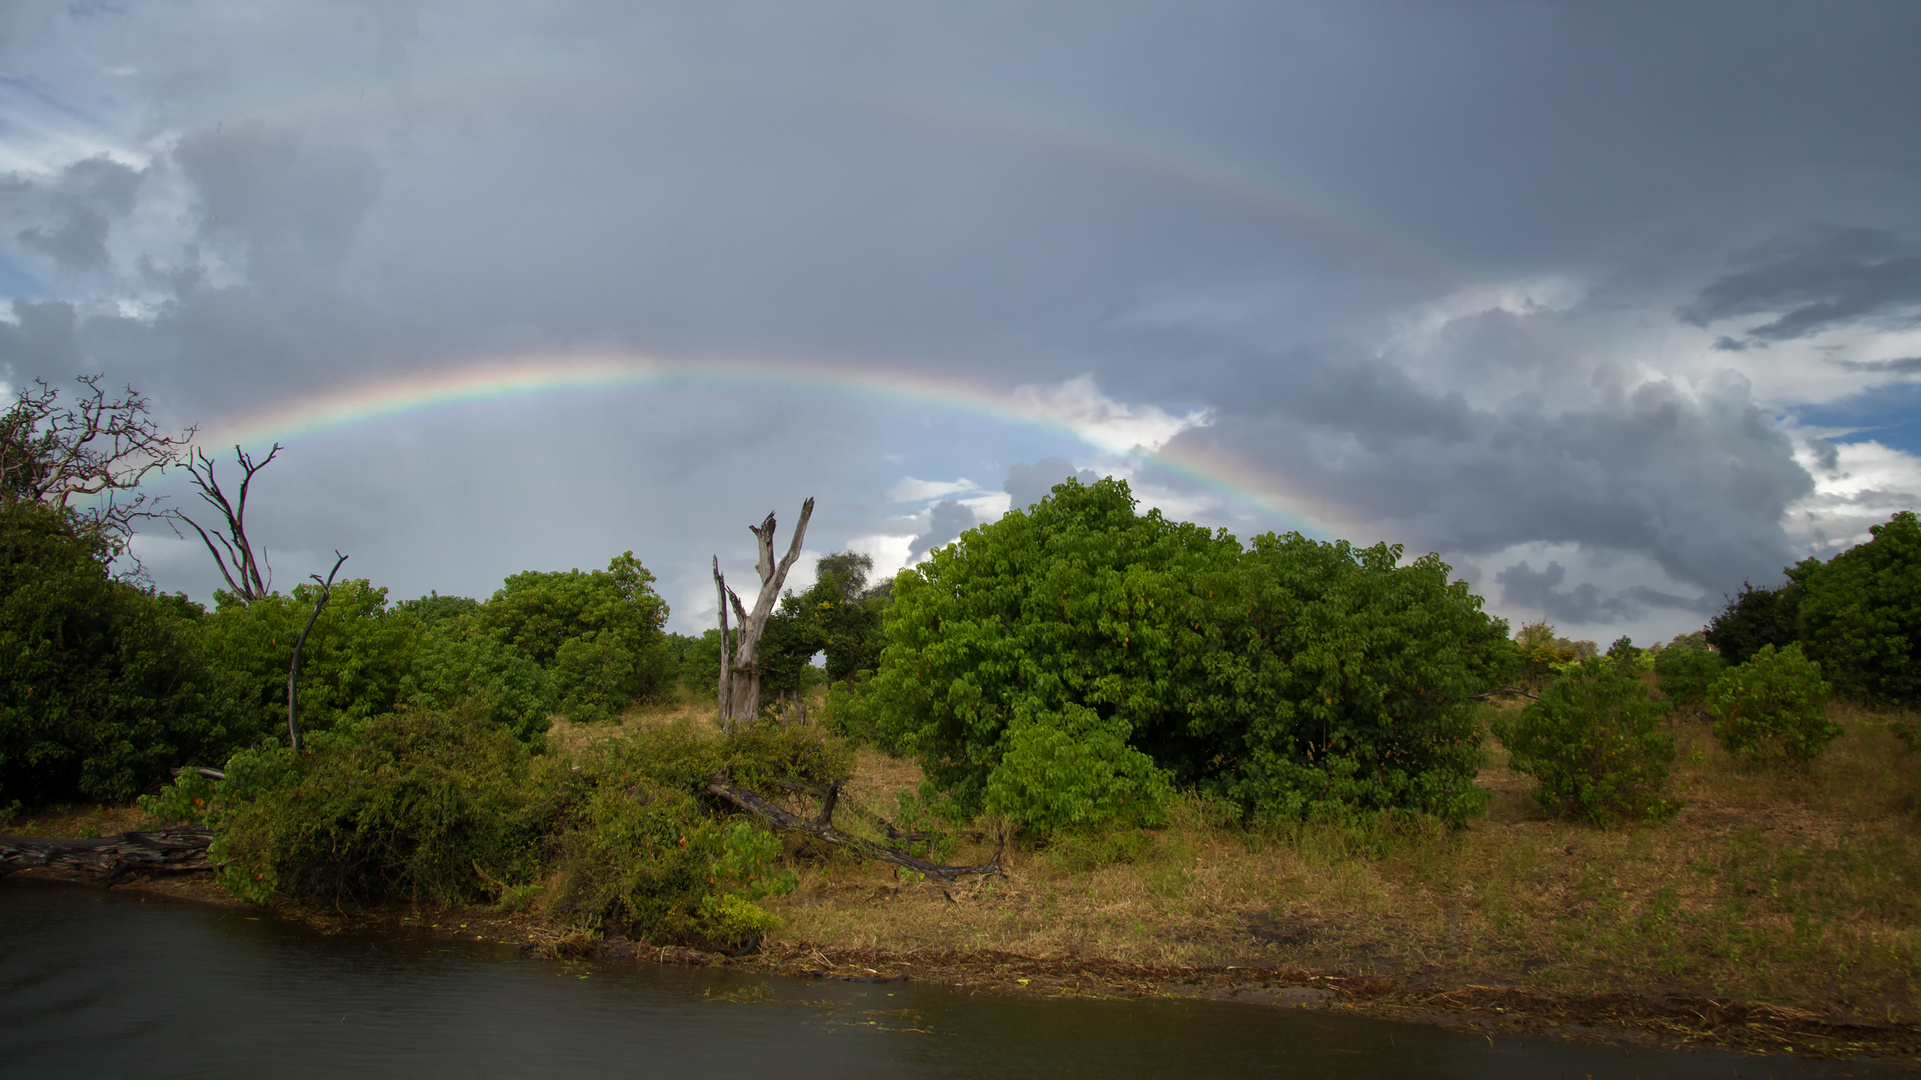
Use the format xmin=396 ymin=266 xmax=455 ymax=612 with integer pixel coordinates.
xmin=1788 ymin=511 xmax=1921 ymax=704
xmin=1493 ymin=657 xmax=1679 ymax=827
xmin=211 ymin=706 xmax=537 ymax=906
xmin=1708 ymin=643 xmax=1840 ymax=769
xmin=1512 ymin=622 xmax=1599 ymax=685
xmin=851 ymin=477 xmax=1510 ymax=835
xmin=1654 ymin=636 xmax=1727 ymax=711
xmin=1706 ymin=580 xmax=1802 ymax=666
xmin=474 ymin=551 xmax=672 ymax=718
xmin=400 ymin=624 xmax=556 ymax=741
xmin=197 ymin=578 xmax=420 ymax=742
xmin=393 ymin=591 xmax=481 ymax=624
xmin=0 ymin=500 xmax=241 ymax=806
xmin=540 ymin=722 xmax=843 ymax=945
xmin=664 ymin=630 xmax=724 ymax=695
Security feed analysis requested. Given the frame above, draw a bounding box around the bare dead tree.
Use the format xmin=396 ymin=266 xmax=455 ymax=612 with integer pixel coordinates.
xmin=711 ymin=498 xmax=814 ymax=730
xmin=287 ymin=551 xmax=348 ymax=752
xmin=0 ymin=375 xmax=195 ymax=555
xmin=176 ymin=443 xmax=281 ymax=603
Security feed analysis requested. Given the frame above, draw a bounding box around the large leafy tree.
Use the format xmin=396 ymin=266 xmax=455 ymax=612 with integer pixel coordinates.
xmin=0 ymin=501 xmax=239 ymax=807
xmin=474 ymin=551 xmax=672 ymax=720
xmin=856 ymin=477 xmax=1510 ymax=834
xmin=1787 ymin=510 xmax=1921 ymax=703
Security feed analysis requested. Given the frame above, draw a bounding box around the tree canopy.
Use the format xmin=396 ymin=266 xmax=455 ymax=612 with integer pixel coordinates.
xmin=848 ymin=477 xmax=1511 ymax=834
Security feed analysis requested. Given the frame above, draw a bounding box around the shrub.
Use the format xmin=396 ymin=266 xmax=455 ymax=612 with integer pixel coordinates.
xmin=1705 ymin=580 xmax=1802 ymax=666
xmin=1708 ymin=643 xmax=1839 ymax=769
xmin=1788 ymin=511 xmax=1921 ymax=704
xmin=1654 ymin=639 xmax=1726 ymax=713
xmin=1492 ymin=657 xmax=1679 ymax=827
xmin=856 ymin=477 xmax=1510 ymax=834
xmin=473 ymin=551 xmax=674 ymax=713
xmin=197 ymin=578 xmax=421 ymax=743
xmin=1 ymin=500 xmax=241 ymax=807
xmin=401 ymin=624 xmax=556 ymax=740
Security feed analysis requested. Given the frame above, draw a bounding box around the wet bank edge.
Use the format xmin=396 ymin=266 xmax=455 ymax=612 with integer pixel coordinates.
xmin=19 ymin=868 xmax=1919 ymax=1072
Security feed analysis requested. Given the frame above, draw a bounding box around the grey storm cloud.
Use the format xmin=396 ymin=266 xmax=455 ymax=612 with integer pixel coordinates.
xmin=1004 ymin=457 xmax=1098 ymax=511
xmin=3 ymin=1 xmax=1919 ymax=642
xmin=907 ymin=500 xmax=977 ymax=564
xmin=1496 ymin=560 xmax=1709 ymax=627
xmin=1835 ymin=356 xmax=1921 ymax=375
xmin=3 ymin=155 xmax=144 ymax=274
xmin=1186 ymin=319 xmax=1814 ymax=595
xmin=1679 ymin=226 xmax=1921 ymax=343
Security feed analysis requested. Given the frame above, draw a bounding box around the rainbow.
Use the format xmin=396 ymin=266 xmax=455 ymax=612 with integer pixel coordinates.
xmin=198 ymin=351 xmax=1366 ymax=540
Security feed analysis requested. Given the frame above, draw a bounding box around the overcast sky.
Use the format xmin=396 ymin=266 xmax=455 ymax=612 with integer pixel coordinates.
xmin=5 ymin=1 xmax=1920 ymax=645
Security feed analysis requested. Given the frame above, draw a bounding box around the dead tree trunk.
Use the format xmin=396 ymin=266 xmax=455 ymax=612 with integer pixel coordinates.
xmin=0 ymin=827 xmax=213 ymax=884
xmin=712 ymin=498 xmax=814 ymax=730
xmin=287 ymin=551 xmax=348 ymax=751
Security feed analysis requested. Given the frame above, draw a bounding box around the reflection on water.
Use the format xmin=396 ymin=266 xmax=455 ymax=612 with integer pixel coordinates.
xmin=0 ymin=880 xmax=1899 ymax=1079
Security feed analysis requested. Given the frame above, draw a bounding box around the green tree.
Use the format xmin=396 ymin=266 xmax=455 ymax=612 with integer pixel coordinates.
xmin=1787 ymin=511 xmax=1921 ymax=703
xmin=1653 ymin=633 xmax=1726 ymax=713
xmin=1708 ymin=643 xmax=1839 ymax=769
xmin=197 ymin=578 xmax=421 ymax=742
xmin=1705 ymin=580 xmax=1802 ymax=666
xmin=0 ymin=500 xmax=239 ymax=807
xmin=853 ymin=477 xmax=1510 ymax=834
xmin=1492 ymin=657 xmax=1679 ymax=827
xmin=474 ymin=551 xmax=673 ymax=719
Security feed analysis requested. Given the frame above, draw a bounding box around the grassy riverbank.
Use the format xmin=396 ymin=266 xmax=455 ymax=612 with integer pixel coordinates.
xmin=10 ymin=693 xmax=1919 ymax=1064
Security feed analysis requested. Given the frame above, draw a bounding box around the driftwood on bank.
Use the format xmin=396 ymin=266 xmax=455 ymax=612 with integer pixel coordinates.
xmin=1468 ymin=686 xmax=1543 ymax=700
xmin=707 ymin=772 xmax=1002 ymax=882
xmin=0 ymin=827 xmax=213 ymax=884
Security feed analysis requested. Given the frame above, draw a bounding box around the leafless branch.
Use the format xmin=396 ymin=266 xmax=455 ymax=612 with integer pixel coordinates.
xmin=177 ymin=443 xmax=281 ymax=603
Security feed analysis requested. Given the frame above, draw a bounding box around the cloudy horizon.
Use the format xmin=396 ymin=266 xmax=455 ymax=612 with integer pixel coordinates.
xmin=4 ymin=1 xmax=1919 ymax=645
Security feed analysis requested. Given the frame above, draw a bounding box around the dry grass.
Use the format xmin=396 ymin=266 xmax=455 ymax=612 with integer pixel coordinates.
xmin=759 ymin=700 xmax=1921 ymax=1025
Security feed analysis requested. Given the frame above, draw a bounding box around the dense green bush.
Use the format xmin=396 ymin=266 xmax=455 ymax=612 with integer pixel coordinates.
xmin=197 ymin=578 xmax=421 ymax=742
xmin=522 ymin=721 xmax=845 ymax=946
xmin=400 ymin=625 xmax=556 ymax=740
xmin=1492 ymin=657 xmax=1679 ymax=827
xmin=1788 ymin=511 xmax=1921 ymax=704
xmin=208 ymin=706 xmax=538 ymax=906
xmin=1654 ymin=637 xmax=1727 ymax=713
xmin=848 ymin=477 xmax=1511 ymax=835
xmin=1705 ymin=581 xmax=1801 ymax=666
xmin=0 ymin=501 xmax=240 ymax=807
xmin=474 ymin=551 xmax=673 ymax=717
xmin=147 ymin=707 xmax=844 ymax=948
xmin=1708 ymin=643 xmax=1839 ymax=769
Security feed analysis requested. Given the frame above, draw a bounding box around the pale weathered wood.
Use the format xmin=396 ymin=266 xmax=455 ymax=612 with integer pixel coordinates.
xmin=713 ymin=498 xmax=814 ymax=728
xmin=0 ymin=827 xmax=214 ymax=883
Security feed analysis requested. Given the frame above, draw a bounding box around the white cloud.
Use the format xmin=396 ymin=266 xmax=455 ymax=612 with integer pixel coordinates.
xmin=886 ymin=476 xmax=981 ymax=502
xmin=1013 ymin=374 xmax=1211 ymax=454
xmin=1783 ymin=437 xmax=1921 ymax=559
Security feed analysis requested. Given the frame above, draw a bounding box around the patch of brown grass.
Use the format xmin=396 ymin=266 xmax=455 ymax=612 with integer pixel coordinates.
xmin=760 ymin=702 xmax=1921 ymax=1027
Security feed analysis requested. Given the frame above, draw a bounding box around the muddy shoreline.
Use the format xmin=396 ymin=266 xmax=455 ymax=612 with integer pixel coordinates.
xmin=17 ymin=867 xmax=1909 ymax=1072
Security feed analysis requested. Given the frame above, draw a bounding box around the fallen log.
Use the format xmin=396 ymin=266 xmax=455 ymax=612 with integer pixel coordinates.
xmin=0 ymin=827 xmax=214 ymax=884
xmin=708 ymin=772 xmax=1002 ymax=881
xmin=1467 ymin=686 xmax=1542 ymax=700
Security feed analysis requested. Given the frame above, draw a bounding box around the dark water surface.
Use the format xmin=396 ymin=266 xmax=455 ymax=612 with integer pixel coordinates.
xmin=0 ymin=880 xmax=1900 ymax=1079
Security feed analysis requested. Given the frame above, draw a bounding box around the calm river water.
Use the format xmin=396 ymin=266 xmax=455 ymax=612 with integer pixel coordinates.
xmin=0 ymin=880 xmax=1901 ymax=1079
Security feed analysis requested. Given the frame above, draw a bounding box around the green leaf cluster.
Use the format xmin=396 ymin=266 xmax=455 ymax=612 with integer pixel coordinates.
xmin=0 ymin=501 xmax=241 ymax=806
xmin=1492 ymin=657 xmax=1679 ymax=827
xmin=1707 ymin=643 xmax=1840 ymax=769
xmin=473 ymin=551 xmax=673 ymax=721
xmin=851 ymin=477 xmax=1511 ymax=835
xmin=1653 ymin=634 xmax=1727 ymax=711
xmin=1787 ymin=511 xmax=1921 ymax=704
